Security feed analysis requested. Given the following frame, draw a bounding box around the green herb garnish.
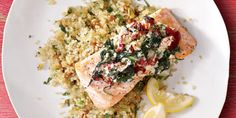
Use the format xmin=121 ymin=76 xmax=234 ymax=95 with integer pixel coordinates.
xmin=104 ymin=39 xmax=114 ymax=49
xmin=67 ymin=7 xmax=73 ymax=14
xmin=62 ymin=92 xmax=70 ymax=96
xmin=115 ymin=65 xmax=135 ymax=82
xmin=157 ymin=51 xmax=171 ymax=72
xmin=64 ymin=40 xmax=69 ymax=45
xmin=134 ymin=81 xmax=146 ymax=92
xmin=144 ymin=0 xmax=150 ymax=7
xmin=65 ymin=99 xmax=70 ymax=106
xmin=115 ymin=14 xmax=125 ymax=25
xmin=92 ymin=17 xmax=181 ymax=85
xmin=104 ymin=113 xmax=110 ymax=118
xmin=107 ymin=6 xmax=113 ymax=13
xmin=141 ymin=35 xmax=162 ymax=57
xmin=115 ymin=14 xmax=124 ymax=20
xmin=103 ymin=86 xmax=113 ymax=96
xmin=43 ymin=77 xmax=52 ymax=85
xmin=76 ymin=99 xmax=85 ymax=107
xmin=88 ymin=10 xmax=95 ymax=16
xmin=92 ymin=70 xmax=103 ymax=79
xmin=115 ymin=52 xmax=130 ymax=62
xmin=59 ymin=24 xmax=67 ymax=33
xmin=52 ymin=45 xmax=57 ymax=51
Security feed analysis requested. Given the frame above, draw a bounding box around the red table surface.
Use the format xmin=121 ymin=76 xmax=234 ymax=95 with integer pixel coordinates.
xmin=0 ymin=0 xmax=236 ymax=118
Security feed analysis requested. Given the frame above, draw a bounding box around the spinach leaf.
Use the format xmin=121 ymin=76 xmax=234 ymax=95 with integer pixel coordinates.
xmin=149 ymin=35 xmax=162 ymax=47
xmin=171 ymin=46 xmax=180 ymax=54
xmin=127 ymin=55 xmax=137 ymax=64
xmin=108 ymin=68 xmax=117 ymax=77
xmin=158 ymin=24 xmax=167 ymax=37
xmin=115 ymin=65 xmax=135 ymax=82
xmin=92 ymin=70 xmax=103 ymax=80
xmin=156 ymin=50 xmax=171 ymax=73
xmin=100 ymin=50 xmax=114 ymax=62
xmin=100 ymin=50 xmax=107 ymax=60
xmin=141 ymin=35 xmax=162 ymax=57
xmin=104 ymin=39 xmax=114 ymax=49
xmin=115 ymin=52 xmax=129 ymax=62
xmin=141 ymin=39 xmax=151 ymax=57
xmin=157 ymin=47 xmax=180 ymax=68
xmin=115 ymin=51 xmax=138 ymax=64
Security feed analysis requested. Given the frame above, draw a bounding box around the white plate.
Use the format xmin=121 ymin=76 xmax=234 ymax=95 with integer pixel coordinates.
xmin=2 ymin=0 xmax=230 ymax=118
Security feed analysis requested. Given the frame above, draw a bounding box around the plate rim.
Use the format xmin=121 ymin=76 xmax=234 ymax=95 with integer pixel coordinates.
xmin=2 ymin=0 xmax=20 ymax=117
xmin=209 ymin=1 xmax=230 ymax=116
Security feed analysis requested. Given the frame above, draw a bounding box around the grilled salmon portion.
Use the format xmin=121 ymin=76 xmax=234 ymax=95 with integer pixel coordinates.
xmin=151 ymin=8 xmax=197 ymax=59
xmin=75 ymin=51 xmax=144 ymax=109
xmin=75 ymin=8 xmax=196 ymax=109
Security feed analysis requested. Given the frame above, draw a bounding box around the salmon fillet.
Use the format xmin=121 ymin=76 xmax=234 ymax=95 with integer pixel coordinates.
xmin=151 ymin=8 xmax=197 ymax=59
xmin=75 ymin=51 xmax=144 ymax=109
xmin=75 ymin=8 xmax=196 ymax=109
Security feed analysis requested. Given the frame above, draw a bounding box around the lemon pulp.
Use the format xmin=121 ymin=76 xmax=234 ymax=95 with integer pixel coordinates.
xmin=146 ymin=78 xmax=195 ymax=113
xmin=143 ymin=103 xmax=166 ymax=118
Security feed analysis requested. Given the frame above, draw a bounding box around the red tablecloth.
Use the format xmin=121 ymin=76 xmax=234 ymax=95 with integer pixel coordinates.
xmin=0 ymin=0 xmax=236 ymax=117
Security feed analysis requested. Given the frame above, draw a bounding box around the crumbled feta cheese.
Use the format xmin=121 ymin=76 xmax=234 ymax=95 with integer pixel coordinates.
xmin=145 ymin=65 xmax=155 ymax=74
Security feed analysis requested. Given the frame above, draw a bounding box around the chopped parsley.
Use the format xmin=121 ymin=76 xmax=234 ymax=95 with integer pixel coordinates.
xmin=64 ymin=99 xmax=70 ymax=106
xmin=52 ymin=45 xmax=57 ymax=51
xmin=104 ymin=113 xmax=111 ymax=118
xmin=62 ymin=92 xmax=70 ymax=96
xmin=88 ymin=10 xmax=95 ymax=16
xmin=59 ymin=24 xmax=67 ymax=33
xmin=67 ymin=7 xmax=73 ymax=14
xmin=104 ymin=39 xmax=114 ymax=49
xmin=64 ymin=40 xmax=69 ymax=45
xmin=134 ymin=80 xmax=148 ymax=92
xmin=76 ymin=99 xmax=85 ymax=107
xmin=107 ymin=6 xmax=113 ymax=13
xmin=144 ymin=0 xmax=150 ymax=7
xmin=43 ymin=77 xmax=52 ymax=85
xmin=115 ymin=14 xmax=125 ymax=25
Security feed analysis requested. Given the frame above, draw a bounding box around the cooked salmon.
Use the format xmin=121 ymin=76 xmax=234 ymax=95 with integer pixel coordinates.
xmin=75 ymin=51 xmax=144 ymax=109
xmin=75 ymin=8 xmax=196 ymax=109
xmin=150 ymin=8 xmax=197 ymax=59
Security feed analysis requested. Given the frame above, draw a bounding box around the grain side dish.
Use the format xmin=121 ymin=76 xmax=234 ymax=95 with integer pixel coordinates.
xmin=37 ymin=0 xmax=196 ymax=117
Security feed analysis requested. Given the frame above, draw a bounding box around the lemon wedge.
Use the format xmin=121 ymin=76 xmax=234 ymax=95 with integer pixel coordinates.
xmin=146 ymin=78 xmax=195 ymax=113
xmin=143 ymin=103 xmax=166 ymax=118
